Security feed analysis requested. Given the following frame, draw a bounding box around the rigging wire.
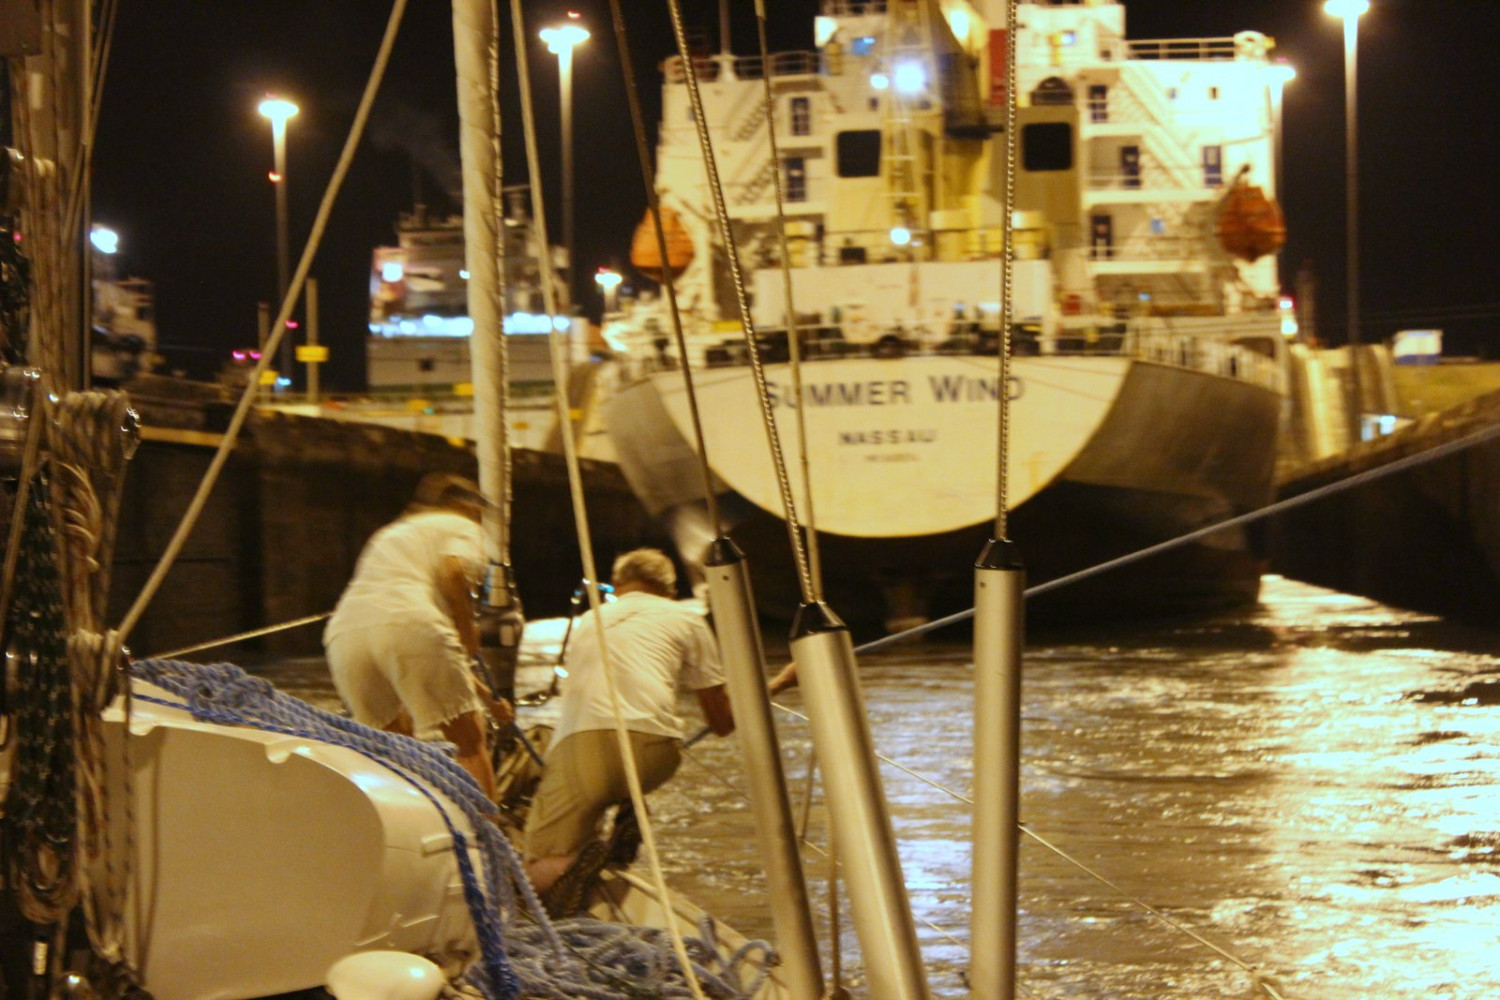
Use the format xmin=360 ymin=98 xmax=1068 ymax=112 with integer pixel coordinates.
xmin=484 ymin=0 xmax=512 ymax=568
xmin=752 ymin=0 xmax=824 ymax=598
xmin=149 ymin=611 xmax=332 ymax=661
xmin=116 ymin=0 xmax=412 ymax=647
xmin=662 ymin=0 xmax=816 ymax=606
xmin=504 ymin=3 xmax=706 ymax=996
xmin=605 ymin=0 xmax=721 ymax=534
xmin=854 ymin=418 xmax=1500 ymax=656
xmin=995 ymin=0 xmax=1020 ymax=540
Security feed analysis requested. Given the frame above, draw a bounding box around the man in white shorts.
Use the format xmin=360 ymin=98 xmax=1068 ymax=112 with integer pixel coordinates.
xmin=324 ymin=473 xmax=512 ymax=799
xmin=523 ymin=548 xmax=734 ymax=913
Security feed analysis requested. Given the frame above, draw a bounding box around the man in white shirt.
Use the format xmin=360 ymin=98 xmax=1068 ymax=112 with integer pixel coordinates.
xmin=523 ymin=548 xmax=733 ymax=908
xmin=324 ymin=473 xmax=512 ymax=799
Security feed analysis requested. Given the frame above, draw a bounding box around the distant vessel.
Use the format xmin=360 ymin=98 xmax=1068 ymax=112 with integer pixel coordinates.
xmin=597 ymin=0 xmax=1291 ymax=629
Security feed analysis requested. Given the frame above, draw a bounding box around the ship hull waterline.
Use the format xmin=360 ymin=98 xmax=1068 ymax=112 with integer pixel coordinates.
xmin=604 ymin=355 xmax=1281 ymax=633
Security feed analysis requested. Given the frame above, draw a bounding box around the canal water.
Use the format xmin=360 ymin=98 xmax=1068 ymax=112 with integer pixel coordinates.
xmin=256 ymin=575 xmax=1500 ymax=999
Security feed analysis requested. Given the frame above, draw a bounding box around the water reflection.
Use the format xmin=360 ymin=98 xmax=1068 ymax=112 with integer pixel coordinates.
xmin=257 ymin=576 xmax=1500 ymax=999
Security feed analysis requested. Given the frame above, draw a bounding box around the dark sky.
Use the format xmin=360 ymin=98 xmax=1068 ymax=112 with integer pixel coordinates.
xmin=89 ymin=1 xmax=1500 ymax=389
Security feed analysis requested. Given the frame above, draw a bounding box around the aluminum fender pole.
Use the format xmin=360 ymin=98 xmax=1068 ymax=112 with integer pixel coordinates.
xmin=791 ymin=602 xmax=931 ymax=1000
xmin=704 ymin=539 xmax=824 ymax=1000
xmin=970 ymin=538 xmax=1025 ymax=999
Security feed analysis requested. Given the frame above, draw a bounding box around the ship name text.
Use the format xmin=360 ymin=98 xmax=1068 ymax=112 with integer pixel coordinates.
xmin=765 ymin=375 xmax=1022 ymax=409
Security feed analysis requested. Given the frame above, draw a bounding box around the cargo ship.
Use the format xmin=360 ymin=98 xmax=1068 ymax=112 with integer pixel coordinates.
xmin=596 ymin=0 xmax=1292 ymax=630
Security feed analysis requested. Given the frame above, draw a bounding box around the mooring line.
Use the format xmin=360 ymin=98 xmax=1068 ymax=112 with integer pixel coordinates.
xmin=855 ymin=419 xmax=1500 ymax=656
xmin=148 ymin=612 xmax=332 ymax=661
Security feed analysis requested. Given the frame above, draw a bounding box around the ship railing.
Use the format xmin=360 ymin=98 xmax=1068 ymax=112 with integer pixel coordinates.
xmin=1127 ymin=38 xmax=1242 ymax=62
xmin=1086 ymin=234 xmax=1207 ymax=262
xmin=663 ymin=51 xmax=823 ymax=84
xmin=731 ymin=51 xmax=824 ymax=80
xmin=821 ymin=0 xmax=889 ymax=15
xmin=605 ymin=320 xmax=1284 ymax=395
xmin=1127 ymin=325 xmax=1284 ymax=391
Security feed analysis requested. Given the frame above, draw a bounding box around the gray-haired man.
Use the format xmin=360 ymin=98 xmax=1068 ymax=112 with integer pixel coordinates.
xmin=523 ymin=548 xmax=734 ymax=913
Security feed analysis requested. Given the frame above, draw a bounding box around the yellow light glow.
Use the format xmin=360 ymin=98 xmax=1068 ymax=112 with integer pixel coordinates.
xmin=540 ymin=23 xmax=589 ymax=55
xmin=257 ymin=96 xmax=299 ymax=126
xmin=814 ymin=16 xmax=838 ymax=48
xmin=1324 ymin=0 xmax=1369 ymax=19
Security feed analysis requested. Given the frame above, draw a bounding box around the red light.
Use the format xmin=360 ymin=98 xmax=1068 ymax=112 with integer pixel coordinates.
xmin=286 ymin=320 xmax=299 ymax=329
xmin=232 ymin=350 xmax=247 ymax=361
xmin=567 ymin=9 xmax=580 ymax=18
xmin=249 ymin=350 xmax=262 ymax=360
xmin=268 ymin=171 xmax=282 ymax=183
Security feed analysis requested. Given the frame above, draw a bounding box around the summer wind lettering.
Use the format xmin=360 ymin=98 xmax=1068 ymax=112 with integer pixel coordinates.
xmin=765 ymin=374 xmax=1021 ymax=409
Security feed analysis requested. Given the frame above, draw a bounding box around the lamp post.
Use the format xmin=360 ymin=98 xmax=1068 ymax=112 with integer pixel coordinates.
xmin=1266 ymin=60 xmax=1296 ymax=291
xmin=1266 ymin=61 xmax=1296 ymax=202
xmin=258 ymin=95 xmax=299 ymax=389
xmin=1325 ymin=1 xmax=1367 ymax=352
xmin=1325 ymin=0 xmax=1368 ymax=437
xmin=594 ymin=267 xmax=622 ymax=314
xmin=540 ymin=16 xmax=589 ymax=310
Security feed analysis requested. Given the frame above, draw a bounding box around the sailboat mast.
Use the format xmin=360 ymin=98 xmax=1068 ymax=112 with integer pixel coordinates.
xmin=450 ymin=0 xmax=522 ymax=640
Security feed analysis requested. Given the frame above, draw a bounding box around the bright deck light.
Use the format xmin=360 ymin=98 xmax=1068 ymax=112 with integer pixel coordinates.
xmin=257 ymin=96 xmax=299 ymax=127
xmin=893 ymin=61 xmax=927 ymax=94
xmin=540 ymin=21 xmax=589 ymax=55
xmin=870 ymin=72 xmax=890 ymax=90
xmin=89 ymin=226 xmax=119 ymax=254
xmin=889 ymin=226 xmax=912 ymax=246
xmin=1324 ymin=0 xmax=1369 ymax=18
xmin=594 ymin=268 xmax=623 ymax=291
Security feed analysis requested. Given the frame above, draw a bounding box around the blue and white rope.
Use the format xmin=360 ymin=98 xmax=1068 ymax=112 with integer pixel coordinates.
xmin=130 ymin=658 xmax=773 ymax=1000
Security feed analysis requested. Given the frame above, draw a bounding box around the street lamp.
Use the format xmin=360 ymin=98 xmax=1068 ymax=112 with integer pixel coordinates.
xmin=594 ymin=267 xmax=622 ymax=314
xmin=1266 ymin=60 xmax=1295 ymax=200
xmin=540 ymin=15 xmax=589 ymax=309
xmin=258 ymin=95 xmax=299 ymax=388
xmin=1324 ymin=0 xmax=1367 ymax=356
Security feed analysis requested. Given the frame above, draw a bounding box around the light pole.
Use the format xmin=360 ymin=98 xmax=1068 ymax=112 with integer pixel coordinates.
xmin=259 ymin=95 xmax=299 ymax=389
xmin=540 ymin=15 xmax=589 ymax=311
xmin=1325 ymin=1 xmax=1367 ymax=353
xmin=1266 ymin=60 xmax=1296 ymax=291
xmin=594 ymin=267 xmax=622 ymax=314
xmin=1266 ymin=61 xmax=1296 ymax=202
xmin=1325 ymin=0 xmax=1368 ymax=436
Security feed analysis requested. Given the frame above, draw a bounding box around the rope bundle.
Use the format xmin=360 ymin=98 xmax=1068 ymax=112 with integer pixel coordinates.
xmin=131 ymin=658 xmax=774 ymax=1000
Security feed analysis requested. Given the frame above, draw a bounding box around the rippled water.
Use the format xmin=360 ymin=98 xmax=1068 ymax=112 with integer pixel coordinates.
xmin=258 ymin=575 xmax=1500 ymax=999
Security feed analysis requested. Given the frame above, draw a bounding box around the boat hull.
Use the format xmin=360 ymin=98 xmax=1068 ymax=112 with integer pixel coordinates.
xmin=606 ymin=356 xmax=1280 ymax=632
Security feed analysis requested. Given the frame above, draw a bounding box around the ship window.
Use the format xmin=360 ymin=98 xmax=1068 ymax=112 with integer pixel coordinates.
xmin=1202 ymin=145 xmax=1223 ymax=187
xmin=836 ymin=130 xmax=882 ymax=177
xmin=790 ymin=96 xmax=811 ymax=136
xmin=785 ymin=156 xmax=807 ymax=201
xmin=1022 ymin=122 xmax=1072 ymax=171
xmin=851 ymin=36 xmax=876 ymax=56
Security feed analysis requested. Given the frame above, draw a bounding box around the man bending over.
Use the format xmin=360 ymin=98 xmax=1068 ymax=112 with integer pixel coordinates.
xmin=524 ymin=548 xmax=733 ymax=913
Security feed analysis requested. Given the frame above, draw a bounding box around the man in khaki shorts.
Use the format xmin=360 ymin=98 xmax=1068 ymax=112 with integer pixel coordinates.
xmin=324 ymin=473 xmax=513 ymax=799
xmin=523 ymin=548 xmax=734 ymax=914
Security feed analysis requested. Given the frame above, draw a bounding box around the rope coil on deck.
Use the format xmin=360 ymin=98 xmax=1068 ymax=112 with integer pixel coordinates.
xmin=130 ymin=658 xmax=773 ymax=1000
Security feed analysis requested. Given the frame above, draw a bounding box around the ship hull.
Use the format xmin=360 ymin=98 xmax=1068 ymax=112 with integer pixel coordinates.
xmin=605 ymin=356 xmax=1280 ymax=633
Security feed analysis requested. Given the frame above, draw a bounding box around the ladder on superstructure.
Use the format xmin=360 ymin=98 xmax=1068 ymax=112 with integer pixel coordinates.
xmin=882 ymin=0 xmax=935 ymax=233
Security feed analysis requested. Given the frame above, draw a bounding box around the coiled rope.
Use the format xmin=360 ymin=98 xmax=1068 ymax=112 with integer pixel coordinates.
xmin=130 ymin=658 xmax=772 ymax=1000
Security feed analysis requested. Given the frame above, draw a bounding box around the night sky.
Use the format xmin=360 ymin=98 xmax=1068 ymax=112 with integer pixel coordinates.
xmin=87 ymin=1 xmax=1500 ymax=390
